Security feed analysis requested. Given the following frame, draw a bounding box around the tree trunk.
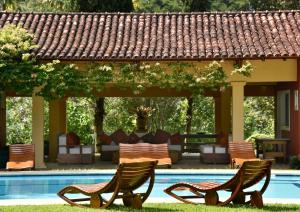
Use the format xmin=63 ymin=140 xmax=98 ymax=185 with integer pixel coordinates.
xmin=94 ymin=97 xmax=105 ymax=149
xmin=145 ymin=98 xmax=151 ymax=131
xmin=186 ymin=97 xmax=193 ymax=134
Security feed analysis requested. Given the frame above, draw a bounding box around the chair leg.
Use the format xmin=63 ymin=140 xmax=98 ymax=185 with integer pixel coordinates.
xmin=250 ymin=191 xmax=263 ymax=208
xmin=122 ymin=192 xmax=134 ymax=207
xmin=90 ymin=195 xmax=101 ymax=208
xmin=132 ymin=194 xmax=142 ymax=209
xmin=122 ymin=193 xmax=143 ymax=209
xmin=232 ymin=191 xmax=245 ymax=204
xmin=204 ymin=191 xmax=219 ymax=205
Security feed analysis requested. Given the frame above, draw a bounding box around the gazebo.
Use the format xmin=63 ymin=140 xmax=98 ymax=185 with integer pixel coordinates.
xmin=0 ymin=11 xmax=300 ymax=168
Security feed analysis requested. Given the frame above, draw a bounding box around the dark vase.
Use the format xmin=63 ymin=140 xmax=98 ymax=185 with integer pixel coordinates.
xmin=137 ymin=117 xmax=147 ymax=131
xmin=0 ymin=146 xmax=8 ymax=169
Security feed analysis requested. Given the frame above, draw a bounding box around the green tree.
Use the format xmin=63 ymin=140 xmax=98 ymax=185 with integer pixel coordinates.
xmin=135 ymin=0 xmax=211 ymax=12
xmin=0 ymin=0 xmax=22 ymax=11
xmin=70 ymin=0 xmax=133 ymax=12
xmin=0 ymin=25 xmax=40 ymax=95
xmin=244 ymin=97 xmax=275 ymax=140
xmin=22 ymin=0 xmax=134 ymax=12
xmin=248 ymin=0 xmax=283 ymax=10
xmin=104 ymin=97 xmax=136 ymax=133
xmin=6 ymin=97 xmax=32 ymax=144
xmin=211 ymin=0 xmax=300 ymax=11
xmin=181 ymin=0 xmax=211 ymax=11
xmin=135 ymin=0 xmax=184 ymax=12
xmin=67 ymin=98 xmax=94 ymax=144
xmin=22 ymin=0 xmax=73 ymax=12
xmin=191 ymin=96 xmax=215 ymax=134
xmin=6 ymin=97 xmax=49 ymax=144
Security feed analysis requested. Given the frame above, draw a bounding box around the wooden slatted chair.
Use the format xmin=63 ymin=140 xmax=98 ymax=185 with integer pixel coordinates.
xmin=6 ymin=144 xmax=35 ymax=170
xmin=164 ymin=160 xmax=272 ymax=208
xmin=119 ymin=143 xmax=172 ymax=168
xmin=228 ymin=141 xmax=261 ymax=168
xmin=58 ymin=161 xmax=158 ymax=209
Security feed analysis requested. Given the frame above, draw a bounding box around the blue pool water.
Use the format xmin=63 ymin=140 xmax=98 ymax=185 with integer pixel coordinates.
xmin=0 ymin=173 xmax=300 ymax=200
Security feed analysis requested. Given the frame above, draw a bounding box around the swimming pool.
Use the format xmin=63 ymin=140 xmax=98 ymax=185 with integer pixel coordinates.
xmin=0 ymin=172 xmax=299 ymax=200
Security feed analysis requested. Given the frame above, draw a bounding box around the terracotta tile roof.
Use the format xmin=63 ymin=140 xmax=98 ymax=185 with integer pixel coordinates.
xmin=1 ymin=11 xmax=300 ymax=61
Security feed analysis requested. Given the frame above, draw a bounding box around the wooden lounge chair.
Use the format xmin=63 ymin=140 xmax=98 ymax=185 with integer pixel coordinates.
xmin=228 ymin=141 xmax=261 ymax=168
xmin=58 ymin=161 xmax=158 ymax=209
xmin=6 ymin=144 xmax=35 ymax=170
xmin=164 ymin=160 xmax=272 ymax=208
xmin=119 ymin=143 xmax=172 ymax=168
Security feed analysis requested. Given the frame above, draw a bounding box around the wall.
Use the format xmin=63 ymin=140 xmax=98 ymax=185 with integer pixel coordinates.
xmin=276 ymin=79 xmax=300 ymax=155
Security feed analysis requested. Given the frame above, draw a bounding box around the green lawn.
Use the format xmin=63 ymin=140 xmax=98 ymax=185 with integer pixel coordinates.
xmin=0 ymin=204 xmax=300 ymax=212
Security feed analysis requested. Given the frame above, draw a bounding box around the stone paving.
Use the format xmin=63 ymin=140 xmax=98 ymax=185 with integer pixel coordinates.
xmin=44 ymin=154 xmax=290 ymax=171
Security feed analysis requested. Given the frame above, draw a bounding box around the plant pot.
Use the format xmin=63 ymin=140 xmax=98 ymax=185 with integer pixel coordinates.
xmin=137 ymin=117 xmax=147 ymax=131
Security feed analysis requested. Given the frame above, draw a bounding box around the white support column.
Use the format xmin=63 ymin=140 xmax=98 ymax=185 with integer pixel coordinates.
xmin=231 ymin=81 xmax=246 ymax=141
xmin=32 ymin=92 xmax=46 ymax=169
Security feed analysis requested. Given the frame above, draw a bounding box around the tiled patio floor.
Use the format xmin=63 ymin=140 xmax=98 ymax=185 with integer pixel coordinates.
xmin=45 ymin=154 xmax=290 ymax=171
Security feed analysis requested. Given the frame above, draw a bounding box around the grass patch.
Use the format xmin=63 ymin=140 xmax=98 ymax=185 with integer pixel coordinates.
xmin=0 ymin=204 xmax=300 ymax=212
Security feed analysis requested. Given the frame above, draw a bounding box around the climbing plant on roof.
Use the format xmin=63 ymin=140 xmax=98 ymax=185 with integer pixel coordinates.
xmin=0 ymin=24 xmax=89 ymax=100
xmin=87 ymin=60 xmax=253 ymax=96
xmin=0 ymin=24 xmax=253 ymax=100
xmin=0 ymin=24 xmax=40 ymax=94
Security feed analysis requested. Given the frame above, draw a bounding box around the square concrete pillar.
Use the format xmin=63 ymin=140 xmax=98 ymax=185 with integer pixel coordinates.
xmin=32 ymin=93 xmax=46 ymax=169
xmin=49 ymin=99 xmax=66 ymax=162
xmin=231 ymin=81 xmax=246 ymax=141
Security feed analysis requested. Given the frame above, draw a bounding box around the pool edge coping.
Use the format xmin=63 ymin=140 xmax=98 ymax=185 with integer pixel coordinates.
xmin=0 ymin=169 xmax=300 ymax=176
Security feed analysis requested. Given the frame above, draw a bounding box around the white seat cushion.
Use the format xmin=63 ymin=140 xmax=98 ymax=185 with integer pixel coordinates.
xmin=215 ymin=146 xmax=226 ymax=154
xmin=168 ymin=145 xmax=181 ymax=151
xmin=82 ymin=146 xmax=93 ymax=154
xmin=69 ymin=146 xmax=80 ymax=154
xmin=200 ymin=145 xmax=213 ymax=153
xmin=59 ymin=135 xmax=67 ymax=146
xmin=59 ymin=146 xmax=67 ymax=154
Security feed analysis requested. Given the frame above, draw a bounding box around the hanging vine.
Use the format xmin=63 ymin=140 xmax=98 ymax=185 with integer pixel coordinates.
xmin=86 ymin=60 xmax=253 ymax=96
xmin=0 ymin=24 xmax=253 ymax=100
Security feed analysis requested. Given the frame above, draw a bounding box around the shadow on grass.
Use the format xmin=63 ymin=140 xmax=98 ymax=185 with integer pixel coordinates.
xmin=108 ymin=204 xmax=300 ymax=212
xmin=221 ymin=204 xmax=300 ymax=211
xmin=257 ymin=205 xmax=300 ymax=211
xmin=109 ymin=205 xmax=179 ymax=212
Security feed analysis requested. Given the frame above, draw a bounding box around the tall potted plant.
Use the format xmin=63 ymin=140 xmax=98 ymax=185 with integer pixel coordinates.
xmin=134 ymin=106 xmax=153 ymax=132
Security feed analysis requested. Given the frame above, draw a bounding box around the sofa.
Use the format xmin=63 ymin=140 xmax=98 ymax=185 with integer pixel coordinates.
xmin=57 ymin=133 xmax=94 ymax=164
xmin=99 ymin=129 xmax=183 ymax=163
xmin=199 ymin=144 xmax=229 ymax=164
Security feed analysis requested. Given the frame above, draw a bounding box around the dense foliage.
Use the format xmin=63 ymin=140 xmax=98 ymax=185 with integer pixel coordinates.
xmin=0 ymin=25 xmax=39 ymax=95
xmin=6 ymin=97 xmax=49 ymax=144
xmin=67 ymin=96 xmax=215 ymax=136
xmin=67 ymin=98 xmax=94 ymax=144
xmin=244 ymin=97 xmax=275 ymax=140
xmin=0 ymin=24 xmax=86 ymax=101
xmin=2 ymin=0 xmax=299 ymax=12
xmin=6 ymin=97 xmax=32 ymax=144
xmin=135 ymin=0 xmax=300 ymax=12
xmin=211 ymin=0 xmax=300 ymax=11
xmin=71 ymin=0 xmax=133 ymax=12
xmin=16 ymin=0 xmax=133 ymax=12
xmin=112 ymin=61 xmax=249 ymax=96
